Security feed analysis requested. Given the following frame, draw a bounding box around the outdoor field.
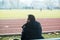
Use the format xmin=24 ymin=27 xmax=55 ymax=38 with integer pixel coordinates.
xmin=0 ymin=10 xmax=60 ymax=19
xmin=0 ymin=9 xmax=60 ymax=40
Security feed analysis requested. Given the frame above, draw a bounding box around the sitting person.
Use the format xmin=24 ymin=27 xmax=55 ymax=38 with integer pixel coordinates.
xmin=21 ymin=14 xmax=44 ymax=40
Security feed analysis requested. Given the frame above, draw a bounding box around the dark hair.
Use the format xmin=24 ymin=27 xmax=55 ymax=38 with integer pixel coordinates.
xmin=28 ymin=14 xmax=35 ymax=22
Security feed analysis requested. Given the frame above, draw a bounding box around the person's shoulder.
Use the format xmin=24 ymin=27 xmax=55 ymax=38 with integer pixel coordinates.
xmin=23 ymin=22 xmax=28 ymax=26
xmin=35 ymin=21 xmax=40 ymax=24
xmin=35 ymin=21 xmax=42 ymax=25
xmin=22 ymin=23 xmax=28 ymax=28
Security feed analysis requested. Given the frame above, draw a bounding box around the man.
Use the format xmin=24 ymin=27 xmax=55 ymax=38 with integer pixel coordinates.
xmin=21 ymin=14 xmax=44 ymax=40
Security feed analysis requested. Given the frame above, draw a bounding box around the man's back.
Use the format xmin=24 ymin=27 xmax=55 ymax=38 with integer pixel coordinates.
xmin=22 ymin=21 xmax=43 ymax=39
xmin=21 ymin=15 xmax=44 ymax=40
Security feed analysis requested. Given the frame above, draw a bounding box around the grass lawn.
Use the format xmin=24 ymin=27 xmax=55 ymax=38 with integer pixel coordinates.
xmin=0 ymin=10 xmax=60 ymax=19
xmin=0 ymin=33 xmax=60 ymax=40
xmin=42 ymin=33 xmax=60 ymax=38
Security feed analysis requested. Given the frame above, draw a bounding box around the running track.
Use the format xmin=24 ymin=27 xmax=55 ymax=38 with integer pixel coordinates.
xmin=0 ymin=18 xmax=60 ymax=35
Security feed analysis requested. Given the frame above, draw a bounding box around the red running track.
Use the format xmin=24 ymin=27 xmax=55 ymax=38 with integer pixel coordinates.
xmin=0 ymin=18 xmax=60 ymax=35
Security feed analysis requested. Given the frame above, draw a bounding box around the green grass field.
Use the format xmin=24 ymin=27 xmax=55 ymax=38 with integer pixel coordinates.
xmin=0 ymin=10 xmax=60 ymax=19
xmin=0 ymin=33 xmax=60 ymax=40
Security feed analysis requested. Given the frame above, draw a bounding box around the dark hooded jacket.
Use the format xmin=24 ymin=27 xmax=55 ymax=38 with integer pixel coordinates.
xmin=21 ymin=15 xmax=44 ymax=40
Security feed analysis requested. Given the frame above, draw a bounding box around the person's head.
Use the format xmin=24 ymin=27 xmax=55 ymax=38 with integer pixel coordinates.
xmin=27 ymin=14 xmax=35 ymax=22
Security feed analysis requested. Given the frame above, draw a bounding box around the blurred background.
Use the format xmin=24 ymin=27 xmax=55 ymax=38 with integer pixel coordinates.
xmin=0 ymin=0 xmax=60 ymax=40
xmin=0 ymin=0 xmax=60 ymax=9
